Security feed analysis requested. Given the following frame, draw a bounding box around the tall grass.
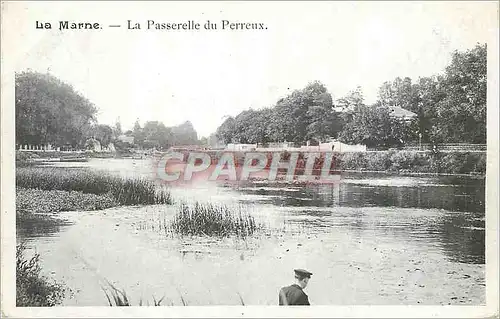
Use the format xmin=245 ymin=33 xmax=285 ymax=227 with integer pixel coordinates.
xmin=170 ymin=202 xmax=259 ymax=238
xmin=101 ymin=281 xmax=174 ymax=306
xmin=16 ymin=242 xmax=67 ymax=306
xmin=101 ymin=282 xmax=246 ymax=306
xmin=16 ymin=167 xmax=171 ymax=205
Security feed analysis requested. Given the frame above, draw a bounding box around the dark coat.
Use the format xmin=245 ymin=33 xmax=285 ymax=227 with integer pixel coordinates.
xmin=278 ymin=284 xmax=310 ymax=305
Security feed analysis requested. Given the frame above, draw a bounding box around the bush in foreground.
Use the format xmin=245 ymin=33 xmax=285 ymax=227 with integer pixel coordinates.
xmin=16 ymin=167 xmax=172 ymax=205
xmin=170 ymin=202 xmax=259 ymax=238
xmin=16 ymin=243 xmax=67 ymax=306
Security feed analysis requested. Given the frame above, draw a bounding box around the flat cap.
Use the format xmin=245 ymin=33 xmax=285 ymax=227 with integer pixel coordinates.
xmin=294 ymin=269 xmax=313 ymax=278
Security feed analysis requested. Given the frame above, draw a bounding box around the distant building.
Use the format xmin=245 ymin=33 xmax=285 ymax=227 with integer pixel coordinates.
xmin=261 ymin=142 xmax=296 ymax=149
xmin=226 ymin=143 xmax=257 ymax=151
xmin=387 ymin=106 xmax=417 ymax=121
xmin=317 ymin=140 xmax=366 ymax=152
xmin=170 ymin=145 xmax=204 ymax=152
xmin=117 ymin=134 xmax=134 ymax=144
xmin=256 ymin=139 xmax=366 ymax=153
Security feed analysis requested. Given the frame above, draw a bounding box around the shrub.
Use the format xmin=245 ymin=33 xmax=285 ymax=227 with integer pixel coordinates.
xmin=170 ymin=202 xmax=259 ymax=237
xmin=333 ymin=151 xmax=484 ymax=175
xmin=364 ymin=151 xmax=393 ymax=171
xmin=339 ymin=152 xmax=369 ymax=170
xmin=389 ymin=151 xmax=430 ymax=172
xmin=439 ymin=152 xmax=487 ymax=174
xmin=473 ymin=153 xmax=487 ymax=174
xmin=16 ymin=242 xmax=67 ymax=306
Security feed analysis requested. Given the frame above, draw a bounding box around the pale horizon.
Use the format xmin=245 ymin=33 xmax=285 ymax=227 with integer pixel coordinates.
xmin=9 ymin=1 xmax=497 ymax=137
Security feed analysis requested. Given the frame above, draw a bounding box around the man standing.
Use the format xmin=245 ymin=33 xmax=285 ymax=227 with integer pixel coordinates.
xmin=278 ymin=269 xmax=312 ymax=305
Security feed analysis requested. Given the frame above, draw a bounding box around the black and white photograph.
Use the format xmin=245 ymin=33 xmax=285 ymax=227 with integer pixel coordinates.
xmin=1 ymin=1 xmax=498 ymax=318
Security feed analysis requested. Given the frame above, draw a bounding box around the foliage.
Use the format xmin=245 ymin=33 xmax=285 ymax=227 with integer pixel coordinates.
xmin=16 ymin=242 xmax=67 ymax=306
xmin=437 ymin=152 xmax=487 ymax=174
xmin=89 ymin=124 xmax=114 ymax=147
xmin=216 ymin=81 xmax=340 ymax=145
xmin=339 ymin=105 xmax=413 ymax=148
xmin=375 ymin=43 xmax=486 ymax=144
xmin=199 ymin=133 xmax=222 ymax=148
xmin=142 ymin=121 xmax=172 ymax=149
xmin=214 ymin=44 xmax=486 ymax=148
xmin=336 ymin=86 xmax=365 ymax=111
xmin=336 ymin=151 xmax=486 ymax=175
xmin=102 ymin=281 xmax=167 ymax=307
xmin=216 ymin=117 xmax=237 ymax=144
xmin=15 ymin=71 xmax=97 ymax=147
xmin=16 ymin=188 xmax=118 ymax=214
xmin=433 ymin=44 xmax=487 ymax=143
xmin=170 ymin=202 xmax=259 ymax=238
xmin=171 ymin=121 xmax=199 ymax=145
xmin=130 ymin=120 xmax=199 ymax=150
xmin=16 ymin=152 xmax=40 ymax=167
xmin=16 ymin=167 xmax=172 ymax=205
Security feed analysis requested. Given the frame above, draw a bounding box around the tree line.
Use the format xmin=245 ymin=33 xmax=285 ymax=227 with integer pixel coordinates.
xmin=15 ymin=43 xmax=485 ymax=151
xmin=15 ymin=71 xmax=199 ymax=151
xmin=215 ymin=44 xmax=486 ymax=148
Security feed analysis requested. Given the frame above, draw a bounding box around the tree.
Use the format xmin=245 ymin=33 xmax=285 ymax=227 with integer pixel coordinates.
xmin=374 ymin=44 xmax=486 ymax=145
xmin=142 ymin=121 xmax=172 ymax=150
xmin=266 ymin=81 xmax=335 ymax=144
xmin=91 ymin=124 xmax=114 ymax=146
xmin=339 ymin=105 xmax=413 ymax=149
xmin=171 ymin=121 xmax=198 ymax=145
xmin=433 ymin=43 xmax=487 ymax=143
xmin=15 ymin=71 xmax=97 ymax=147
xmin=336 ymin=86 xmax=365 ymax=111
xmin=214 ymin=81 xmax=337 ymax=145
xmin=132 ymin=119 xmax=145 ymax=147
xmin=377 ymin=77 xmax=418 ymax=112
xmin=412 ymin=75 xmax=446 ymax=143
xmin=216 ymin=117 xmax=237 ymax=144
xmin=113 ymin=118 xmax=122 ymax=139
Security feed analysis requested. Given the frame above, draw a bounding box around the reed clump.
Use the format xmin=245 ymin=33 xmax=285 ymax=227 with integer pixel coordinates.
xmin=16 ymin=167 xmax=172 ymax=205
xmin=170 ymin=202 xmax=259 ymax=238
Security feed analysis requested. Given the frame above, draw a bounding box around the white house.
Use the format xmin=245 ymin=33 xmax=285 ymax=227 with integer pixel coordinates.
xmin=117 ymin=134 xmax=134 ymax=144
xmin=388 ymin=106 xmax=417 ymax=121
xmin=225 ymin=143 xmax=257 ymax=151
xmin=318 ymin=140 xmax=366 ymax=152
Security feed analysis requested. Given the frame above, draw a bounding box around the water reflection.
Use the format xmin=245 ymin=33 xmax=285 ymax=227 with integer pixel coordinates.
xmin=31 ymin=161 xmax=486 ymax=266
xmin=16 ymin=215 xmax=73 ymax=239
xmin=236 ymin=176 xmax=484 ymax=214
xmin=232 ymin=175 xmax=485 ymax=264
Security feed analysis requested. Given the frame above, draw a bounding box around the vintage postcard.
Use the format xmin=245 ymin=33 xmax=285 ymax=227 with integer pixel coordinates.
xmin=1 ymin=1 xmax=498 ymax=318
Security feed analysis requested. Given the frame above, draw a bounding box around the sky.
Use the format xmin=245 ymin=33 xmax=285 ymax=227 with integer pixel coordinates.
xmin=6 ymin=1 xmax=498 ymax=137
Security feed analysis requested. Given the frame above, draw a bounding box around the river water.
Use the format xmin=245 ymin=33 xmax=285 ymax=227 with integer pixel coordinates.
xmin=17 ymin=158 xmax=485 ymax=306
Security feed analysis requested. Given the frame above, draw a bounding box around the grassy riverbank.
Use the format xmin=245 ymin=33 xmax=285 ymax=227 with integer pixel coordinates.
xmin=15 ymin=166 xmax=173 ymax=306
xmin=336 ymin=151 xmax=486 ymax=175
xmin=16 ymin=167 xmax=172 ymax=205
xmin=172 ymin=149 xmax=486 ymax=176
